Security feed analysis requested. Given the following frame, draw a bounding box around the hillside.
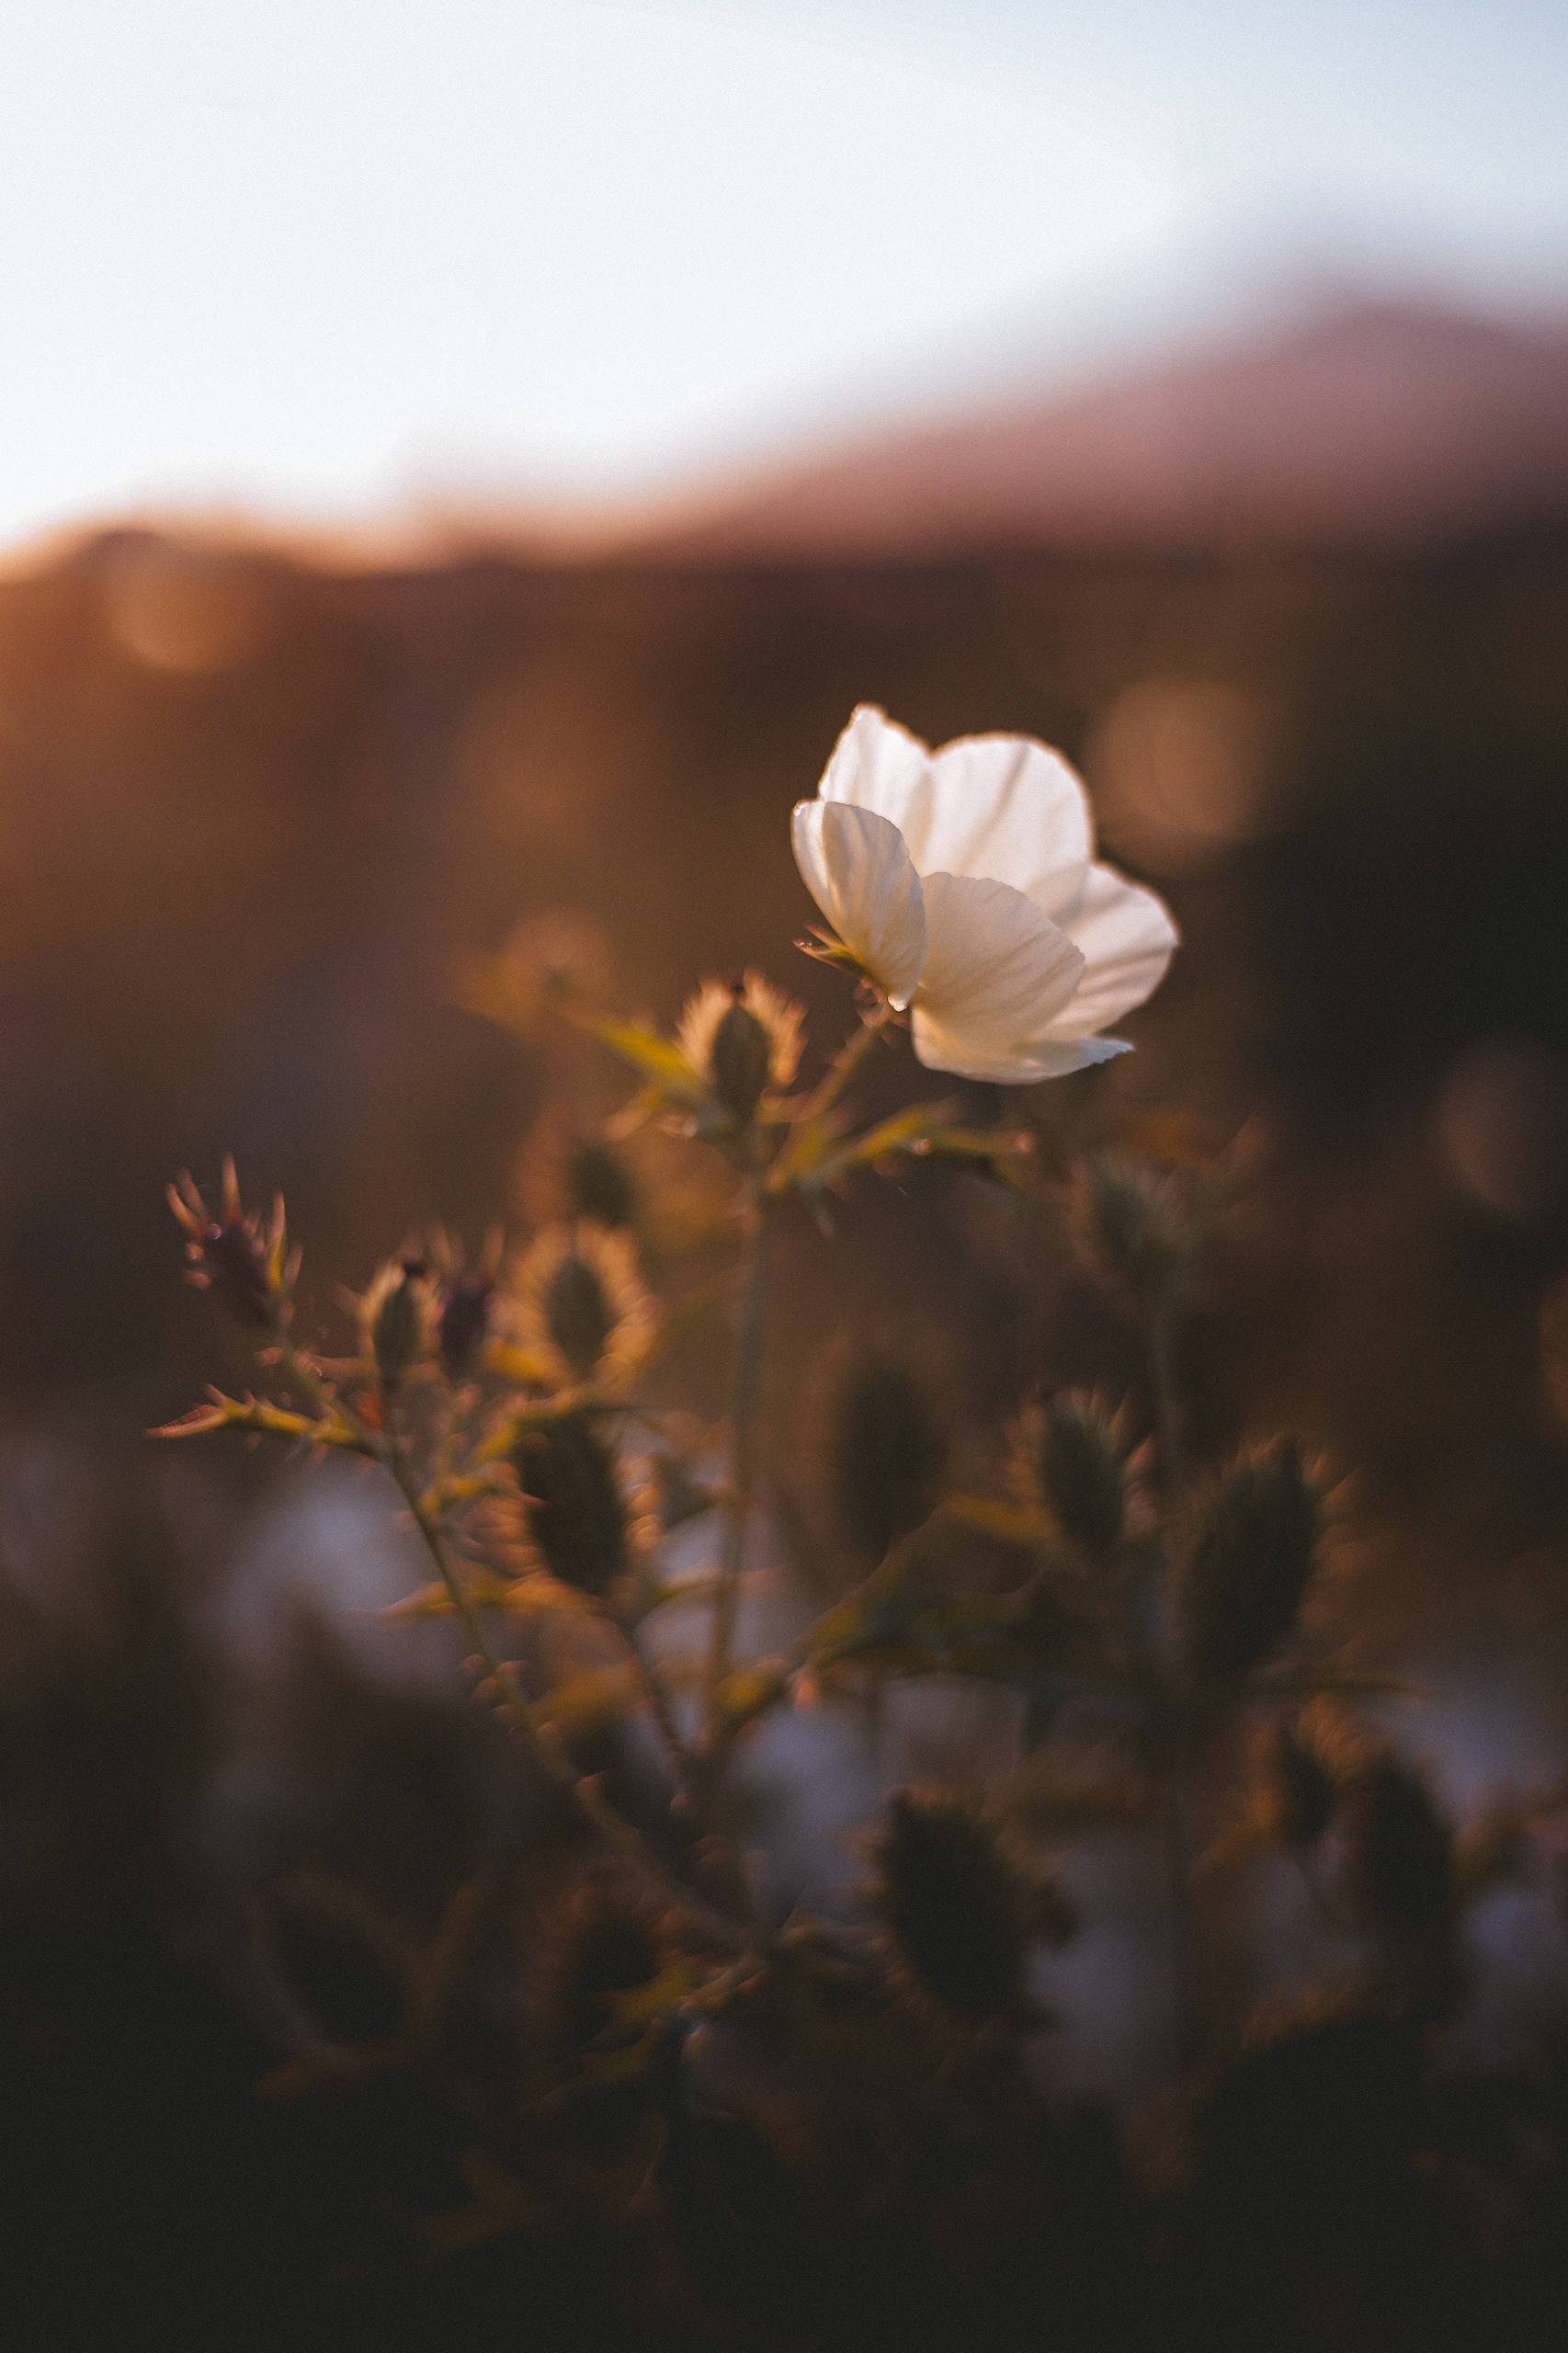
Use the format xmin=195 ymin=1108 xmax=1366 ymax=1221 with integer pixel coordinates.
xmin=617 ymin=296 xmax=1568 ymax=560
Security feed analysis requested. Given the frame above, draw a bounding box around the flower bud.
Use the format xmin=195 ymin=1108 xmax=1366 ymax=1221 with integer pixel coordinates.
xmin=813 ymin=1342 xmax=949 ymax=1571
xmin=870 ymin=1791 xmax=1045 ymax=2019
xmin=361 ymin=1256 xmax=435 ymax=1387
xmin=544 ymin=1248 xmax=616 ymax=1383
xmin=1024 ymin=1392 xmax=1128 ymax=1566
xmin=566 ymin=1137 xmax=638 ymax=1231
xmin=509 ymin=1222 xmax=653 ymax=1391
xmin=1266 ymin=1713 xmax=1337 ymax=1848
xmin=168 ymin=1159 xmax=286 ymax=1330
xmin=1337 ymin=1751 xmax=1454 ymax=1939
xmin=516 ymin=1413 xmax=630 ymax=1597
xmin=1176 ymin=1438 xmax=1320 ymax=1688
xmin=1070 ymin=1156 xmax=1190 ymax=1310
xmin=676 ymin=972 xmax=803 ymax=1135
xmin=437 ymin=1276 xmax=493 ymax=1382
xmin=712 ymin=994 xmax=776 ymax=1129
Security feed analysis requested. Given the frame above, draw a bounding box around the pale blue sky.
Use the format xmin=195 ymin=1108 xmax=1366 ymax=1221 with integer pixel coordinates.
xmin=2 ymin=0 xmax=1564 ymax=545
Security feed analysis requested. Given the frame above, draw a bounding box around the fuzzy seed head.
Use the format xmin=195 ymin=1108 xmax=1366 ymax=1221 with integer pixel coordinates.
xmin=1070 ymin=1156 xmax=1190 ymax=1309
xmin=1337 ymin=1751 xmax=1455 ymax=1938
xmin=677 ymin=972 xmax=803 ymax=1131
xmin=565 ymin=1137 xmax=639 ymax=1231
xmin=437 ymin=1276 xmax=494 ymax=1381
xmin=360 ymin=1256 xmax=436 ymax=1386
xmin=508 ymin=1222 xmax=654 ymax=1389
xmin=871 ymin=1791 xmax=1039 ymax=2019
xmin=1266 ymin=1713 xmax=1337 ymax=1848
xmin=815 ymin=1343 xmax=949 ymax=1570
xmin=515 ymin=1412 xmax=631 ymax=1597
xmin=1021 ymin=1392 xmax=1129 ymax=1566
xmin=1176 ymin=1438 xmax=1321 ymax=1687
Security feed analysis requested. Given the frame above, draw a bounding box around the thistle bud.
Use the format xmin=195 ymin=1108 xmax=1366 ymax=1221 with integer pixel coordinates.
xmin=813 ymin=1342 xmax=949 ymax=1571
xmin=168 ymin=1159 xmax=287 ymax=1331
xmin=1176 ymin=1438 xmax=1321 ymax=1688
xmin=545 ymin=1247 xmax=616 ymax=1382
xmin=1266 ymin=1712 xmax=1336 ymax=1848
xmin=361 ymin=1256 xmax=436 ymax=1388
xmin=508 ymin=1222 xmax=653 ymax=1391
xmin=437 ymin=1276 xmax=493 ymax=1382
xmin=1023 ymin=1392 xmax=1128 ymax=1566
xmin=676 ymin=972 xmax=803 ymax=1135
xmin=870 ymin=1790 xmax=1043 ymax=2019
xmin=566 ymin=1137 xmax=638 ymax=1231
xmin=1337 ymin=1751 xmax=1455 ymax=1939
xmin=516 ymin=1413 xmax=630 ymax=1597
xmin=1070 ymin=1156 xmax=1190 ymax=1311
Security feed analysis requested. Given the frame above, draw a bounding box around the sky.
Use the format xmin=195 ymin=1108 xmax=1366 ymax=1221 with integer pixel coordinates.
xmin=2 ymin=0 xmax=1566 ymax=547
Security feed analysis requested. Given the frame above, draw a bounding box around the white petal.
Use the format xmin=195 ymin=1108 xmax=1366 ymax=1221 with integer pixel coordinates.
xmin=817 ymin=704 xmax=932 ymax=833
xmin=791 ymin=799 xmax=926 ymax=1007
xmin=914 ymin=733 xmax=1096 ymax=912
xmin=818 ymin=708 xmax=1096 ymax=915
xmin=909 ymin=870 xmax=1086 ymax=1081
xmin=1044 ymin=861 xmax=1179 ymax=1040
xmin=912 ymin=1028 xmax=1131 ymax=1083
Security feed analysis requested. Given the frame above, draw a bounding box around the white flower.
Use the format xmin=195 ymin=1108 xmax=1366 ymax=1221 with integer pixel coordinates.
xmin=791 ymin=706 xmax=1178 ymax=1083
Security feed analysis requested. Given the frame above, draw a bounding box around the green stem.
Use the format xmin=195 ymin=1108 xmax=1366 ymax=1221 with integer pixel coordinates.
xmin=702 ymin=1185 xmax=771 ymax=1749
xmin=1141 ymin=1296 xmax=1198 ymax=2061
xmin=1163 ymin=1733 xmax=1199 ymax=2069
xmin=771 ymin=999 xmax=894 ymax=1182
xmin=382 ymin=1438 xmax=749 ymax=1954
xmin=610 ymin=1602 xmax=697 ymax=1783
xmin=1147 ymin=1297 xmax=1187 ymax=1493
xmin=275 ymin=1329 xmax=369 ymax=1444
xmin=268 ymin=1293 xmax=760 ymax=1947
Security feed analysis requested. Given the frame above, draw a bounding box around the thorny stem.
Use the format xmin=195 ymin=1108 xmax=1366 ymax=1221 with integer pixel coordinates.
xmin=608 ymin=1601 xmax=697 ymax=1783
xmin=1147 ymin=1296 xmax=1187 ymax=1494
xmin=1163 ymin=1724 xmax=1199 ymax=2069
xmin=776 ymin=995 xmax=895 ymax=1161
xmin=695 ymin=998 xmax=891 ymax=1745
xmin=702 ymin=1181 xmax=771 ymax=1751
xmin=1138 ymin=1286 xmax=1199 ymax=2061
xmin=272 ymin=1317 xmax=751 ymax=1955
xmin=381 ymin=1434 xmax=750 ymax=1955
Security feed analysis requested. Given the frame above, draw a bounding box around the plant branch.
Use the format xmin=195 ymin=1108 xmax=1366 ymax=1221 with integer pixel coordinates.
xmin=702 ymin=1183 xmax=771 ymax=1751
xmin=381 ymin=1435 xmax=750 ymax=1955
xmin=772 ymin=998 xmax=894 ymax=1182
xmin=1146 ymin=1296 xmax=1187 ymax=1493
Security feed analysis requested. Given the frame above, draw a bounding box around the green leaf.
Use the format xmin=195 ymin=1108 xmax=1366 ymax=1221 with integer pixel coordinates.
xmin=481 ymin=1338 xmax=571 ymax=1390
xmin=716 ymin=1660 xmax=790 ymax=1728
xmin=943 ymin=1494 xmax=1058 ymax=1552
xmin=580 ymin=1015 xmax=700 ymax=1099
xmin=379 ymin=1571 xmax=514 ymax=1620
xmin=788 ymin=1102 xmax=1035 ymax=1194
xmin=151 ymin=1391 xmax=364 ymax=1452
xmin=832 ymin=1100 xmax=965 ymax=1166
xmin=908 ymin=1126 xmax=1035 ymax=1180
xmin=794 ymin=928 xmax=865 ymax=974
xmin=540 ymin=1662 xmax=646 ymax=1734
xmin=634 ymin=1572 xmax=723 ymax=1619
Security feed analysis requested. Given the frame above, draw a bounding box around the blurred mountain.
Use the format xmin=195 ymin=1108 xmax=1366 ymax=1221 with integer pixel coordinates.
xmin=615 ymin=295 xmax=1568 ymax=560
